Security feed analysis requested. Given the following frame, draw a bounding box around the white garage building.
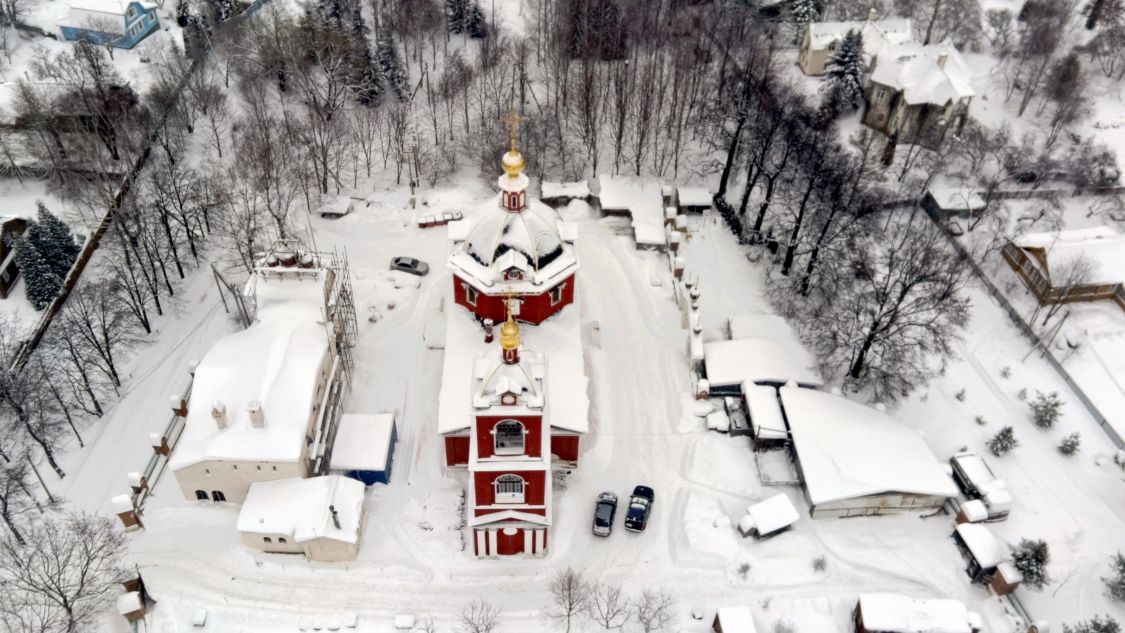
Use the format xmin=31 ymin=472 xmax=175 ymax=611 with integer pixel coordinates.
xmin=780 ymin=387 xmax=958 ymax=518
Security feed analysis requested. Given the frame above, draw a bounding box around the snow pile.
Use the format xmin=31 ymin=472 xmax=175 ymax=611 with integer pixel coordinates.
xmin=780 ymin=387 xmax=958 ymax=505
xmin=682 ymin=492 xmax=739 ymax=560
xmin=237 ymin=475 xmax=365 ymax=545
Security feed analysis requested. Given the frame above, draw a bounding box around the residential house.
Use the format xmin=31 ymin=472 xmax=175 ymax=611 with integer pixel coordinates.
xmin=798 ymin=14 xmax=914 ymax=76
xmin=862 ymin=41 xmax=975 ymax=148
xmin=236 ymin=475 xmax=366 ymax=562
xmin=59 ymin=0 xmax=160 ymax=49
xmin=0 ymin=217 xmax=29 ymax=299
xmin=1002 ymin=226 xmax=1125 ymax=311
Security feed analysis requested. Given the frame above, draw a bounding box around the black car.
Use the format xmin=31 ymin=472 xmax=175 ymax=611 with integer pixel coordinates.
xmin=592 ymin=492 xmax=618 ymax=537
xmin=623 ymin=485 xmax=654 ymax=532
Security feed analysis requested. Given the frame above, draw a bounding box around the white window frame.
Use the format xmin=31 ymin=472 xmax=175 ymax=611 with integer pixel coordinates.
xmin=493 ymin=419 xmax=526 ymax=455
xmin=464 ymin=283 xmax=478 ymax=306
xmin=876 ymin=88 xmax=886 ymax=104
xmin=494 ymin=474 xmax=526 ymax=504
xmin=549 ymin=283 xmax=565 ymax=306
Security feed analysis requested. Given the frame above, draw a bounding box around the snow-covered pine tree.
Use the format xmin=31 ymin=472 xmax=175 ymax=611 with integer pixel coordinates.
xmin=1030 ymin=390 xmax=1064 ymax=429
xmin=825 ymin=30 xmax=866 ymax=110
xmin=447 ymin=0 xmax=467 ymax=33
xmin=988 ymin=426 xmax=1019 ymax=456
xmin=1012 ymin=538 xmax=1051 ymax=590
xmin=349 ymin=6 xmax=383 ymax=105
xmin=790 ymin=0 xmax=818 ymax=42
xmin=467 ymin=1 xmax=488 ymax=38
xmin=376 ymin=28 xmax=409 ymax=101
xmin=1058 ymin=432 xmax=1081 ymax=455
xmin=13 ymin=235 xmax=62 ymax=311
xmin=212 ymin=0 xmax=235 ymax=22
xmin=1105 ymin=552 xmax=1125 ymax=602
xmin=177 ymin=0 xmax=191 ymax=27
xmin=1064 ymin=616 xmax=1122 ymax=633
xmin=30 ymin=202 xmax=80 ymax=282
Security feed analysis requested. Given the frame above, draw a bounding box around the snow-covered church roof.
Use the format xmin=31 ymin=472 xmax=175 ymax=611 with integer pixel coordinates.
xmin=472 ymin=348 xmax=546 ymax=410
xmin=170 ymin=271 xmax=331 ymax=470
xmin=869 ymin=40 xmax=975 ymax=106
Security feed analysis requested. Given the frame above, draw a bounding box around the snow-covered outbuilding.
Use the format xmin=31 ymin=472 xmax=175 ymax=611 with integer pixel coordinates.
xmin=540 ymin=181 xmax=591 ymax=206
xmin=741 ymin=384 xmax=788 ymax=445
xmin=703 ymin=338 xmax=822 ymax=394
xmin=59 ymin=0 xmax=160 ymax=49
xmin=855 ymin=594 xmax=981 ymax=633
xmin=712 ymin=606 xmax=757 ymax=633
xmin=738 ymin=493 xmax=800 ymax=539
xmin=1002 ymin=226 xmax=1125 ymax=312
xmin=596 ymin=175 xmax=667 ymax=249
xmin=922 ymin=188 xmax=986 ymax=222
xmin=329 ymin=413 xmax=397 ymax=486
xmin=780 ymin=387 xmax=958 ymax=518
xmin=237 ymin=475 xmax=365 ymax=562
xmin=798 ymin=15 xmax=914 ymax=76
xmin=951 ymin=523 xmax=1022 ymax=594
xmin=170 ymin=246 xmax=346 ymax=504
xmin=676 ymin=186 xmax=712 ymax=213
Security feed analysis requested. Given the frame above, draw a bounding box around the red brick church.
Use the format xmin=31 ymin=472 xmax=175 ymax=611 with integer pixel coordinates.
xmin=438 ymin=119 xmax=588 ymax=557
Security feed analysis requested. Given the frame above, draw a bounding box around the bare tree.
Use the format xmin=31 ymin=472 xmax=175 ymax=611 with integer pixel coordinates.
xmin=632 ymin=588 xmax=675 ymax=633
xmin=0 ymin=459 xmax=38 ymax=545
xmin=546 ymin=567 xmax=590 ymax=633
xmin=55 ymin=281 xmax=132 ymax=389
xmin=457 ymin=600 xmax=501 ymax=633
xmin=1032 ymin=253 xmax=1095 ymax=326
xmin=0 ymin=512 xmax=126 ymax=633
xmin=1042 ymin=53 xmax=1089 ymax=147
xmin=588 ymin=582 xmax=629 ymax=630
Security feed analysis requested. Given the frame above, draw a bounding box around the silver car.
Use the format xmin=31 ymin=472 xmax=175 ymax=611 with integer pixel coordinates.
xmin=390 ymin=256 xmax=429 ymax=276
xmin=592 ymin=492 xmax=618 ymax=537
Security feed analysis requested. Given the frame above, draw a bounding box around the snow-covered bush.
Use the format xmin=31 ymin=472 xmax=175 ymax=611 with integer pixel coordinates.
xmin=1030 ymin=391 xmax=1064 ymax=429
xmin=955 ymin=388 xmax=966 ymax=401
xmin=774 ymin=619 xmax=797 ymax=633
xmin=812 ymin=555 xmax=827 ymax=572
xmin=1012 ymin=538 xmax=1051 ymax=590
xmin=988 ymin=426 xmax=1019 ymax=456
xmin=1000 ymin=366 xmax=1012 ymax=379
xmin=1017 ymin=387 xmax=1028 ymax=401
xmin=1063 ymin=615 xmax=1121 ymax=633
xmin=1058 ymin=432 xmax=1081 ymax=456
xmin=975 ymin=415 xmax=987 ymax=426
xmin=737 ymin=562 xmax=751 ymax=579
xmin=1104 ymin=552 xmax=1125 ymax=602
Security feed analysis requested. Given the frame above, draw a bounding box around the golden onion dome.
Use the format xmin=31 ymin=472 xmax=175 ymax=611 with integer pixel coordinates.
xmin=501 ymin=149 xmax=525 ymax=178
xmin=499 ymin=311 xmax=520 ymax=351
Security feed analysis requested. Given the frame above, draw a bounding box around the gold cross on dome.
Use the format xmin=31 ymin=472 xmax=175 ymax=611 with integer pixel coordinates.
xmin=502 ymin=110 xmax=525 ymax=153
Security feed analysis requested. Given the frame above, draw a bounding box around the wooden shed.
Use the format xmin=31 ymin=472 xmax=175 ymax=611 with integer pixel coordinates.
xmin=952 ymin=523 xmax=1004 ymax=584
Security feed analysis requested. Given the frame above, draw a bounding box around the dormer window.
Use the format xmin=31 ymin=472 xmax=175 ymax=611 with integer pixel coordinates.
xmin=494 ymin=474 xmax=525 ymax=503
xmin=494 ymin=419 xmax=525 ymax=455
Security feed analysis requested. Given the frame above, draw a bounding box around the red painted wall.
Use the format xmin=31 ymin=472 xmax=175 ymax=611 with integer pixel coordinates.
xmin=473 ymin=470 xmax=547 ymax=509
xmin=452 ymin=273 xmax=576 ymax=325
xmin=475 ymin=415 xmax=543 ymax=459
xmin=445 ymin=435 xmax=470 ymax=467
xmin=550 ymin=434 xmax=581 ymax=462
xmin=496 ymin=528 xmax=523 ymax=556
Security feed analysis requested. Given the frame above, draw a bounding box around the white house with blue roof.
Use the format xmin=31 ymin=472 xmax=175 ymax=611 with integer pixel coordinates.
xmin=60 ymin=0 xmax=160 ymax=49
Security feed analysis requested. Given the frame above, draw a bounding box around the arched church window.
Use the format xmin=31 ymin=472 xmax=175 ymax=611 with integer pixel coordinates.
xmin=495 ymin=475 xmax=525 ymax=503
xmin=494 ymin=420 xmax=525 ymax=455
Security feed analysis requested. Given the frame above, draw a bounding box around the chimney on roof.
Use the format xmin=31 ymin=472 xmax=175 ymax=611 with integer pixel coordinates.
xmin=868 ymin=7 xmax=878 ymax=21
xmin=938 ymin=52 xmax=949 ymax=69
xmin=211 ymin=401 xmax=228 ymax=430
xmin=248 ymin=401 xmax=265 ymax=428
xmin=329 ymin=504 xmax=341 ymax=529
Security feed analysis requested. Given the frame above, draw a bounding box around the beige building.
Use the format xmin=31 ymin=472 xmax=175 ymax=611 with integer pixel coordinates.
xmin=170 ymin=252 xmax=345 ymax=504
xmin=237 ymin=475 xmax=366 ymax=562
xmin=797 ymin=15 xmax=913 ymax=76
xmin=862 ymin=41 xmax=974 ymax=148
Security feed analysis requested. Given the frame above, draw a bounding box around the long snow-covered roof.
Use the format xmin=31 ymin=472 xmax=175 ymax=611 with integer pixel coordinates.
xmin=781 ymin=387 xmax=957 ymax=504
xmin=439 ymin=297 xmax=588 ymax=435
xmin=955 ymin=523 xmax=1004 ymax=569
xmin=857 ymin=594 xmax=972 ymax=633
xmin=743 ymin=383 xmax=787 ymax=441
xmin=237 ymin=475 xmax=364 ymax=544
xmin=808 ymin=18 xmax=914 ymax=53
xmin=870 ymin=41 xmax=975 ymax=106
xmin=597 ymin=175 xmax=665 ymax=246
xmin=170 ymin=272 xmax=330 ymax=469
xmin=704 ymin=338 xmax=823 ymax=388
xmin=1012 ymin=225 xmax=1125 ymax=286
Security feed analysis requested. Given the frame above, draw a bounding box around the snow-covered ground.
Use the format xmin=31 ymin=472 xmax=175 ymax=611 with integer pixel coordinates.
xmin=33 ymin=166 xmax=1120 ymax=632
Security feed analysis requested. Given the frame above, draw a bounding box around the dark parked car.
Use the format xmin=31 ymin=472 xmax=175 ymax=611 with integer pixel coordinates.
xmin=592 ymin=492 xmax=618 ymax=537
xmin=390 ymin=256 xmax=429 ymax=276
xmin=623 ymin=485 xmax=654 ymax=532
